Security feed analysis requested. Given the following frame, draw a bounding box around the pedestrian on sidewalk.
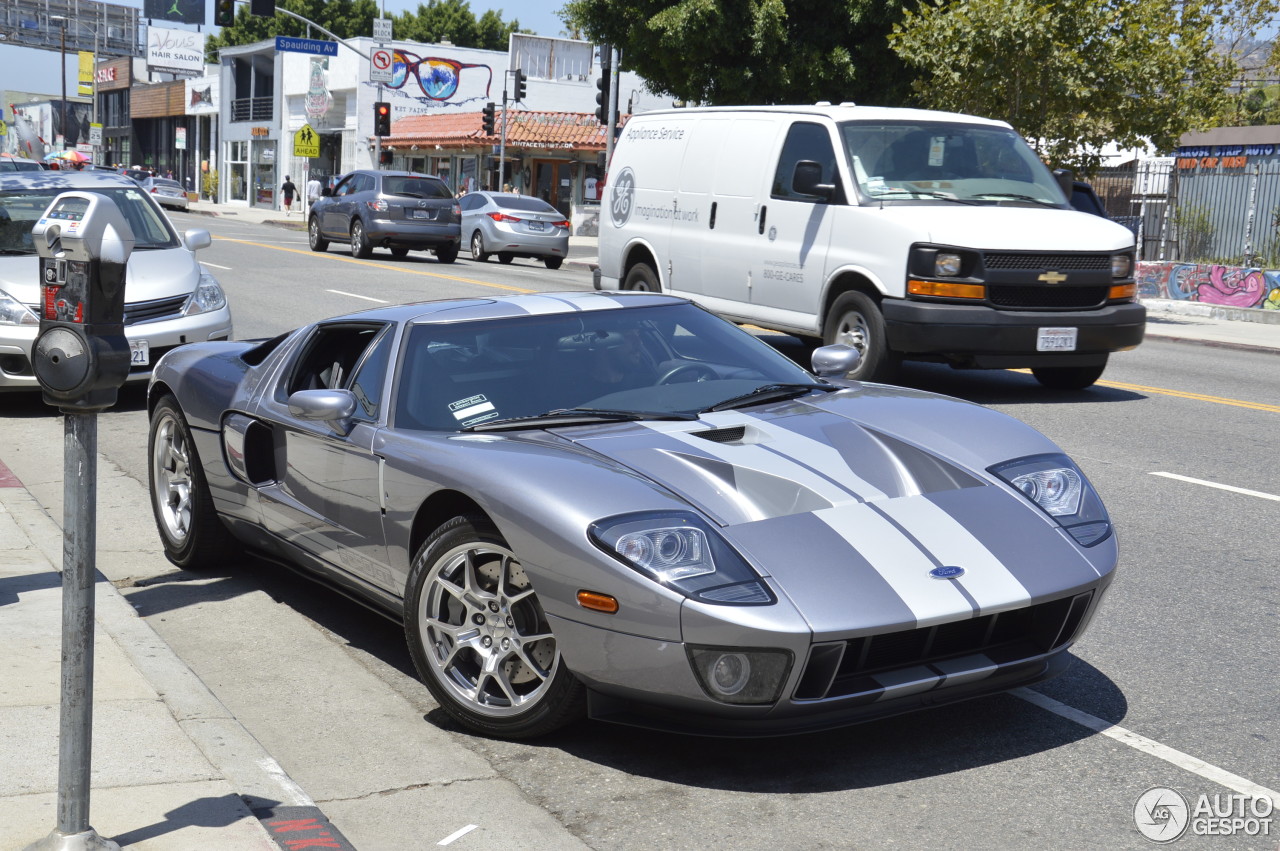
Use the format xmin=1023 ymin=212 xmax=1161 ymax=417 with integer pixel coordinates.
xmin=306 ymin=175 xmax=322 ymax=211
xmin=281 ymin=176 xmax=298 ymax=216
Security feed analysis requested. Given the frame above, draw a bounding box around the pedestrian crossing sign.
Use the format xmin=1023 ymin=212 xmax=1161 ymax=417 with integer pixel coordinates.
xmin=294 ymin=124 xmax=320 ymax=159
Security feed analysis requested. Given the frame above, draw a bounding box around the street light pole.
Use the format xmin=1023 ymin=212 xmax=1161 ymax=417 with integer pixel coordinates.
xmin=55 ymin=16 xmax=68 ymax=150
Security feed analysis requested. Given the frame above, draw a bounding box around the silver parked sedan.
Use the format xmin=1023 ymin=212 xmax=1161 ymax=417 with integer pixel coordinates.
xmin=461 ymin=191 xmax=571 ymax=269
xmin=0 ymin=171 xmax=232 ymax=391
xmin=147 ymin=291 xmax=1116 ymax=739
xmin=142 ymin=176 xmax=190 ymax=212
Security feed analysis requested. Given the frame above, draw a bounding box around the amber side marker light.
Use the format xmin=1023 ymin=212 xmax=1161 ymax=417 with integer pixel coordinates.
xmin=908 ymin=279 xmax=986 ymax=299
xmin=577 ymin=590 xmax=619 ymax=613
xmin=1108 ymin=283 xmax=1138 ymax=301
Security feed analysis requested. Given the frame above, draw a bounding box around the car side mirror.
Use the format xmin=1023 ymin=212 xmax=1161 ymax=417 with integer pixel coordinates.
xmin=811 ymin=344 xmax=861 ymax=378
xmin=793 ymin=160 xmax=835 ymax=200
xmin=321 ymin=187 xmax=333 ymax=197
xmin=287 ymin=389 xmax=357 ymax=434
xmin=1052 ymin=168 xmax=1074 ymax=199
xmin=184 ymin=229 xmax=212 ymax=251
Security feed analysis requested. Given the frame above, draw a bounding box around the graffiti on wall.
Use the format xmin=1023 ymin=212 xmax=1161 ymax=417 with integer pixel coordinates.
xmin=1137 ymin=262 xmax=1280 ymax=311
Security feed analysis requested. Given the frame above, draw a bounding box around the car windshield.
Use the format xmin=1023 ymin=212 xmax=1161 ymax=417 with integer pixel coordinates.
xmin=382 ymin=176 xmax=451 ymax=199
xmin=841 ymin=121 xmax=1066 ymax=207
xmin=0 ymin=160 xmax=43 ymax=172
xmin=0 ymin=185 xmax=178 ymax=255
xmin=394 ymin=303 xmax=823 ymax=431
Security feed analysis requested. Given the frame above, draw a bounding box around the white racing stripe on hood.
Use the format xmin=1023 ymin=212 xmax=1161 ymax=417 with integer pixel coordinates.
xmin=816 ymin=503 xmax=972 ymax=627
xmin=726 ymin=410 xmax=890 ymax=501
xmin=878 ymin=497 xmax=1031 ymax=615
xmin=641 ymin=414 xmax=875 ymax=507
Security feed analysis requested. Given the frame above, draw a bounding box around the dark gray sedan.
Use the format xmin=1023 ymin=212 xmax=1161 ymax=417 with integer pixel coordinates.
xmin=461 ymin=191 xmax=571 ymax=269
xmin=308 ymin=170 xmax=461 ymax=262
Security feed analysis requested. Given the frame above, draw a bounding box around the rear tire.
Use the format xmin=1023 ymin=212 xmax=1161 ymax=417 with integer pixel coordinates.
xmin=350 ymin=219 xmax=372 ymax=258
xmin=622 ymin=262 xmax=660 ymax=292
xmin=148 ymin=395 xmax=240 ymax=571
xmin=822 ymin=291 xmax=899 ymax=383
xmin=470 ymin=232 xmax=489 ymax=262
xmin=308 ymin=216 xmax=328 ymax=252
xmin=1031 ymin=360 xmax=1107 ymax=389
xmin=436 ymin=243 xmax=459 ymax=264
xmin=391 ymin=247 xmax=409 ymax=259
xmin=544 ymin=257 xmax=564 ymax=270
xmin=498 ymin=252 xmax=514 ymax=264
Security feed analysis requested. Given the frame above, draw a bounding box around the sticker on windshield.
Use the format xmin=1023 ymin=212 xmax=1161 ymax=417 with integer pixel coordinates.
xmin=928 ymin=137 xmax=946 ymax=167
xmin=450 ymin=394 xmax=498 ymax=426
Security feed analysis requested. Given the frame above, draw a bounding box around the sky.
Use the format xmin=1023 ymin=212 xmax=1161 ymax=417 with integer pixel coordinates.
xmin=0 ymin=0 xmax=570 ymax=101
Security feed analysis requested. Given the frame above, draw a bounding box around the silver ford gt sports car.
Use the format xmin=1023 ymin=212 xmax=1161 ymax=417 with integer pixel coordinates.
xmin=146 ymin=291 xmax=1116 ymax=739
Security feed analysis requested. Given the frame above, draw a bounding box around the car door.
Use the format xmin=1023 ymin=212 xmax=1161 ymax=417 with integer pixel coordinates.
xmin=256 ymin=321 xmax=399 ymax=592
xmin=322 ymin=174 xmax=363 ymax=237
xmin=753 ymin=121 xmax=840 ymax=318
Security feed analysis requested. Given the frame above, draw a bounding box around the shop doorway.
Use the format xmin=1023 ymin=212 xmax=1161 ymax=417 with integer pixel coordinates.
xmin=534 ymin=159 xmax=573 ymax=218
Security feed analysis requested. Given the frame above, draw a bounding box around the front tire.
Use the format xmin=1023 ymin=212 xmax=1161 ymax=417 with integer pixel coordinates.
xmin=823 ymin=291 xmax=899 ymax=382
xmin=308 ymin=216 xmax=328 ymax=252
xmin=405 ymin=515 xmax=584 ymax=738
xmin=470 ymin=232 xmax=489 ymax=262
xmin=350 ymin=219 xmax=372 ymax=258
xmin=148 ymin=396 xmax=240 ymax=570
xmin=1032 ymin=360 xmax=1107 ymax=389
xmin=622 ymin=262 xmax=660 ymax=292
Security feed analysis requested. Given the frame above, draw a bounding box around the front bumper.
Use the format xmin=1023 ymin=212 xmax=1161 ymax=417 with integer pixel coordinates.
xmin=883 ymin=299 xmax=1146 ymax=367
xmin=0 ymin=306 xmax=233 ymax=390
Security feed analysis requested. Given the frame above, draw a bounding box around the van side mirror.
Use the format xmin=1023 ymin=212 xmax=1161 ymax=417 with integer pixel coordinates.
xmin=793 ymin=160 xmax=835 ymax=201
xmin=1052 ymin=168 xmax=1074 ymax=199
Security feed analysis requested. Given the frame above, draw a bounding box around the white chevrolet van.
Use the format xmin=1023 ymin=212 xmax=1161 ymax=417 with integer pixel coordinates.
xmin=594 ymin=105 xmax=1144 ymax=388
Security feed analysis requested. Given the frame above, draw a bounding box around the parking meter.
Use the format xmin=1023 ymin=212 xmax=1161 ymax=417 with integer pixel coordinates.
xmin=30 ymin=192 xmax=134 ymax=412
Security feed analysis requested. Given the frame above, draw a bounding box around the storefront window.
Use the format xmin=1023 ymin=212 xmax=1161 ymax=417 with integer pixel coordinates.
xmin=458 ymin=156 xmax=478 ymax=194
xmin=583 ymin=161 xmax=604 ymax=203
xmin=252 ymin=139 xmax=276 ymax=207
xmin=227 ymin=140 xmax=248 ymax=203
xmin=429 ymin=156 xmax=450 ymax=186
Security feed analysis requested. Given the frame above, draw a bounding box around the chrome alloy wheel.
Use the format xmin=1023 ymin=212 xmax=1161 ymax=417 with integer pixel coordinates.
xmin=151 ymin=412 xmax=193 ymax=546
xmin=831 ymin=310 xmax=870 ymax=355
xmin=418 ymin=542 xmax=559 ymax=717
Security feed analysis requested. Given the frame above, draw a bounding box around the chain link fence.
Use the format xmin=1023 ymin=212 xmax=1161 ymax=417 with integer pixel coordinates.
xmin=1091 ymin=159 xmax=1280 ymax=267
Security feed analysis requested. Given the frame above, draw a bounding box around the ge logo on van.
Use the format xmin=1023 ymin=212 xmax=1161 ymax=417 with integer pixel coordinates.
xmin=609 ymin=167 xmax=636 ymax=228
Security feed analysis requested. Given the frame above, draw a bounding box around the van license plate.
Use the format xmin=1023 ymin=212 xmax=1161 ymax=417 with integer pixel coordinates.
xmin=1036 ymin=327 xmax=1077 ymax=352
xmin=130 ymin=340 xmax=150 ymax=366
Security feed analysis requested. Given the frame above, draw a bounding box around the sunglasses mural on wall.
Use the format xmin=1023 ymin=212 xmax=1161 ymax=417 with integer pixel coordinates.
xmin=390 ymin=51 xmax=494 ymax=101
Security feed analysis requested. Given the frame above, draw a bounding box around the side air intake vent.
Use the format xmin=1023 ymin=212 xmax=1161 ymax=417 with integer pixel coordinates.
xmin=693 ymin=426 xmax=747 ymax=444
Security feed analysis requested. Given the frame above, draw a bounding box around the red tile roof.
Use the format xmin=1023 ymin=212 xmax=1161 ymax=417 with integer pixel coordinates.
xmin=385 ymin=110 xmax=618 ymax=151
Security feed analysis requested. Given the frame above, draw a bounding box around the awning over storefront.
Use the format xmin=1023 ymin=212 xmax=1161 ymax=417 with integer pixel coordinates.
xmin=384 ymin=110 xmax=618 ymax=152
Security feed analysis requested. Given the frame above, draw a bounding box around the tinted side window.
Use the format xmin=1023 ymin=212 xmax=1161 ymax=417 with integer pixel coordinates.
xmin=771 ymin=122 xmax=838 ymax=202
xmin=348 ymin=327 xmax=394 ymax=421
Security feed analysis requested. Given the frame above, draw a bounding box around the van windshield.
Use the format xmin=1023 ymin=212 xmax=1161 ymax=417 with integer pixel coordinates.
xmin=840 ymin=122 xmax=1067 ymax=208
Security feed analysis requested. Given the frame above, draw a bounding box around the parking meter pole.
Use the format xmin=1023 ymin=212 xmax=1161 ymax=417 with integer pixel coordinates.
xmin=25 ymin=415 xmax=119 ymax=851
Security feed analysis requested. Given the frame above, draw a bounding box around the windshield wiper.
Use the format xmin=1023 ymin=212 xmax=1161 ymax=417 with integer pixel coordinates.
xmin=462 ymin=407 xmax=698 ymax=432
xmin=973 ymin=193 xmax=1059 ymax=208
xmin=702 ymin=382 xmax=830 ymax=413
xmin=869 ymin=189 xmax=978 ymax=204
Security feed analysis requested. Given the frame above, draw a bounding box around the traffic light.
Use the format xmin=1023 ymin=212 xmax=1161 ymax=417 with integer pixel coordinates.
xmin=595 ymin=50 xmax=611 ymax=125
xmin=379 ymin=149 xmax=393 ymax=166
xmin=481 ymin=102 xmax=496 ymax=135
xmin=512 ymin=69 xmax=527 ymax=102
xmin=214 ymin=0 xmax=236 ymax=26
xmin=373 ymin=101 xmax=390 ymax=137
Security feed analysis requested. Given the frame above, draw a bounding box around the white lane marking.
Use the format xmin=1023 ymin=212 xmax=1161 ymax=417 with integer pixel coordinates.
xmin=327 ymin=289 xmax=388 ymax=303
xmin=1014 ymin=689 xmax=1279 ymax=807
xmin=254 ymin=757 xmax=314 ymax=806
xmin=1150 ymin=472 xmax=1280 ymax=502
xmin=201 ymin=262 xmax=232 ymax=270
xmin=438 ymin=824 xmax=479 ymax=845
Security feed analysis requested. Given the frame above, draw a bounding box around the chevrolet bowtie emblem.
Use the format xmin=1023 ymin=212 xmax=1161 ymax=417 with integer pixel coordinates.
xmin=1038 ymin=270 xmax=1067 ymax=284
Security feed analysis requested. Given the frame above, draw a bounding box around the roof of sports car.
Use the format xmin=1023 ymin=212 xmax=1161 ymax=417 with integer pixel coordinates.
xmin=354 ymin=290 xmax=683 ymax=325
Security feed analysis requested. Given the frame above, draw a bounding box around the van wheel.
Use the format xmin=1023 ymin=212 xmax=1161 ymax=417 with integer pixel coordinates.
xmin=1031 ymin=360 xmax=1107 ymax=390
xmin=823 ymin=291 xmax=898 ymax=382
xmin=623 ymin=263 xmax=660 ymax=292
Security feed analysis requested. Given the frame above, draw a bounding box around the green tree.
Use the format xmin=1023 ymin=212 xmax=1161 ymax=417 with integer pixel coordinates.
xmin=394 ymin=0 xmax=525 ymax=51
xmin=888 ymin=0 xmax=1235 ymax=173
xmin=561 ymin=0 xmax=918 ymax=106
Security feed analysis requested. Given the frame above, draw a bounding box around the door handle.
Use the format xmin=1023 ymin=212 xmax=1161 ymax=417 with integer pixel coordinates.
xmin=709 ymin=201 xmax=717 ymax=230
xmin=758 ymin=204 xmax=767 ymax=235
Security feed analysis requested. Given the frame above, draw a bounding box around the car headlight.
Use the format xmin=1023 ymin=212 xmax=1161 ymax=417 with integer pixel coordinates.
xmin=934 ymin=252 xmax=962 ymax=276
xmin=990 ymin=454 xmax=1111 ymax=546
xmin=0 ymin=289 xmax=38 ymax=327
xmin=1111 ymin=252 xmax=1132 ymax=279
xmin=184 ymin=272 xmax=227 ymax=316
xmin=589 ymin=511 xmax=775 ymax=604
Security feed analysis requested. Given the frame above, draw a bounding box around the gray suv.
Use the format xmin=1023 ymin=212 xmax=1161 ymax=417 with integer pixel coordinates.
xmin=307 ymin=170 xmax=461 ymax=262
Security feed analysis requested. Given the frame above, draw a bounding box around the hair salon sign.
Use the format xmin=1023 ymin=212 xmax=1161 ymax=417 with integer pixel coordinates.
xmin=147 ymin=26 xmax=204 ymax=77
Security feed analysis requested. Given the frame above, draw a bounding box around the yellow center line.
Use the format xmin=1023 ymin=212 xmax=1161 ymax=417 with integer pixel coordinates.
xmin=1094 ymin=378 xmax=1280 ymax=413
xmin=213 ymin=236 xmax=536 ymax=294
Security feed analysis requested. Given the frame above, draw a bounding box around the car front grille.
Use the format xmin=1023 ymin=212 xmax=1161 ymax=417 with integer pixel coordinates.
xmin=124 ymin=294 xmax=188 ymax=325
xmin=988 ymin=285 xmax=1109 ymax=309
xmin=793 ymin=591 xmax=1094 ymax=701
xmin=983 ymin=253 xmax=1111 ymax=271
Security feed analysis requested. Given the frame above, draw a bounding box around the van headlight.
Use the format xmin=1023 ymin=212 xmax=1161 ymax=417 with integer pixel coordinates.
xmin=184 ymin=272 xmax=227 ymax=316
xmin=1111 ymin=252 xmax=1132 ymax=279
xmin=934 ymin=252 xmax=963 ymax=276
xmin=589 ymin=511 xmax=775 ymax=604
xmin=0 ymin=289 xmax=38 ymax=326
xmin=990 ymin=454 xmax=1111 ymax=546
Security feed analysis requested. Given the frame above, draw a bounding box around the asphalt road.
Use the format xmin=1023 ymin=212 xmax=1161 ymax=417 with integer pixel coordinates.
xmin=5 ymin=210 xmax=1277 ymax=849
